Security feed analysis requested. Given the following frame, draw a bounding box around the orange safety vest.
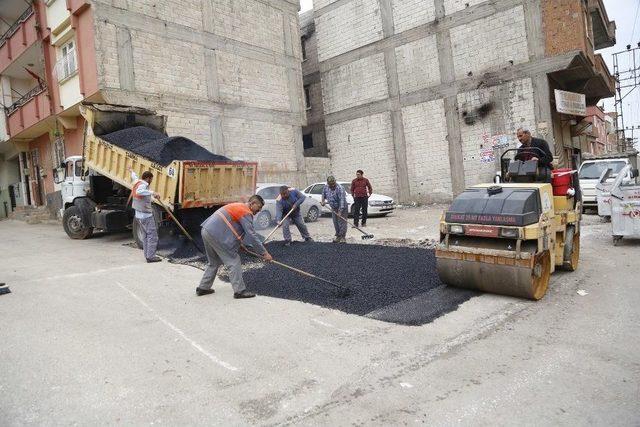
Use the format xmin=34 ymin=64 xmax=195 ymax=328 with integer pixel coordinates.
xmin=216 ymin=203 xmax=252 ymax=241
xmin=131 ymin=180 xmax=145 ymax=200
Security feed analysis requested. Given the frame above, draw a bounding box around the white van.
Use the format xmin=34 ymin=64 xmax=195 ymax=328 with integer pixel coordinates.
xmin=579 ymin=158 xmax=633 ymax=210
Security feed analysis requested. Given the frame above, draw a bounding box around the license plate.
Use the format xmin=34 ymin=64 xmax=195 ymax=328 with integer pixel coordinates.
xmin=464 ymin=225 xmax=499 ymax=237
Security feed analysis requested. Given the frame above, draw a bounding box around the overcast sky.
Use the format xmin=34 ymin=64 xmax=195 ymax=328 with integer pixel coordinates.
xmin=298 ymin=0 xmax=640 ymax=134
xmin=601 ymin=0 xmax=640 ymax=137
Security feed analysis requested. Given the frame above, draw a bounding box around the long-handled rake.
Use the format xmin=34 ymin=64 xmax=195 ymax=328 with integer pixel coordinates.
xmin=158 ymin=202 xmax=205 ymax=255
xmin=262 ymin=207 xmax=296 ymax=244
xmin=332 ymin=209 xmax=374 ymax=239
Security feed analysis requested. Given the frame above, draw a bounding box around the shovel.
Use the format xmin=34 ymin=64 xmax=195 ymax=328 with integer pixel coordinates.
xmin=331 ymin=208 xmax=374 ymax=239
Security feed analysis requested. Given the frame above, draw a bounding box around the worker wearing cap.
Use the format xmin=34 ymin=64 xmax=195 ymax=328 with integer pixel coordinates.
xmin=321 ymin=176 xmax=348 ymax=243
xmin=129 ymin=168 xmax=161 ymax=263
xmin=196 ymin=195 xmax=273 ymax=299
xmin=276 ymin=185 xmax=313 ymax=246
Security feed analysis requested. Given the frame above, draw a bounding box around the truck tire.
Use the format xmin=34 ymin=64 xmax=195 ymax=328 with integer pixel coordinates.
xmin=63 ymin=206 xmax=94 ymax=239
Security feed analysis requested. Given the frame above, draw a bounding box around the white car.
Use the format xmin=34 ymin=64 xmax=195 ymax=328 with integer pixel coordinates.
xmin=302 ymin=181 xmax=395 ymax=216
xmin=579 ymin=158 xmax=633 ymax=210
xmin=253 ymin=183 xmax=323 ymax=230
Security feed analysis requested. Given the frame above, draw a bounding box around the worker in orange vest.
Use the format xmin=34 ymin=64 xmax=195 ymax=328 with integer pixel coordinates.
xmin=129 ymin=168 xmax=161 ymax=262
xmin=196 ymin=195 xmax=273 ymax=299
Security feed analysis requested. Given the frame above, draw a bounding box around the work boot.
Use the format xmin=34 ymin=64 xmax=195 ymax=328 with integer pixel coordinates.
xmin=354 ymin=223 xmax=359 ymax=228
xmin=304 ymin=237 xmax=313 ymax=242
xmin=332 ymin=237 xmax=340 ymax=243
xmin=339 ymin=237 xmax=347 ymax=243
xmin=146 ymin=256 xmax=162 ymax=263
xmin=361 ymin=223 xmax=366 ymax=227
xmin=234 ymin=290 xmax=256 ymax=299
xmin=284 ymin=240 xmax=292 ymax=247
xmin=196 ymin=287 xmax=215 ymax=296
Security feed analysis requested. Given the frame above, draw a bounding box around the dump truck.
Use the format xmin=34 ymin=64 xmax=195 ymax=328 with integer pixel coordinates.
xmin=58 ymin=103 xmax=257 ymax=246
xmin=436 ymin=148 xmax=581 ymax=300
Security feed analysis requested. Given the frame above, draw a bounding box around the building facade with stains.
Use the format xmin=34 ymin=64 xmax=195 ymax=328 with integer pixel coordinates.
xmin=0 ymin=0 xmax=306 ymax=219
xmin=310 ymin=0 xmax=616 ymax=203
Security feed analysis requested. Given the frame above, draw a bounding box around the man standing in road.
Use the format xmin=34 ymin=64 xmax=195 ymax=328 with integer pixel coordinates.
xmin=196 ymin=195 xmax=273 ymax=299
xmin=129 ymin=168 xmax=161 ymax=263
xmin=321 ymin=176 xmax=348 ymax=243
xmin=276 ymin=186 xmax=313 ymax=246
xmin=350 ymin=170 xmax=372 ymax=228
xmin=515 ymin=128 xmax=553 ymax=168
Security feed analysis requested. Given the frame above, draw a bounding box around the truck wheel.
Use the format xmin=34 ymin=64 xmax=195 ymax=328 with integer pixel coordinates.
xmin=63 ymin=206 xmax=94 ymax=240
xmin=561 ymin=226 xmax=580 ymax=271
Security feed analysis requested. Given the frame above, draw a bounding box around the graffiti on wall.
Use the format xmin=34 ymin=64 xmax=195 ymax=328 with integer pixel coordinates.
xmin=479 ymin=133 xmax=515 ymax=164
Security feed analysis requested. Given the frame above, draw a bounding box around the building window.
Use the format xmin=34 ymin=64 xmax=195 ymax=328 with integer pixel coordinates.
xmin=303 ymin=133 xmax=313 ymax=150
xmin=55 ymin=40 xmax=77 ymax=82
xmin=301 ymin=37 xmax=307 ymax=61
xmin=304 ymin=85 xmax=311 ymax=110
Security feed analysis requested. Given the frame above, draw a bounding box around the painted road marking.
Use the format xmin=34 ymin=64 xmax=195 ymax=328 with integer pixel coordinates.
xmin=116 ymin=281 xmax=239 ymax=372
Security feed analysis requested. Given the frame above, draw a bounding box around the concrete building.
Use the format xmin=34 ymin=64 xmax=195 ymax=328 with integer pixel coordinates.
xmin=310 ymin=0 xmax=616 ymax=203
xmin=0 ymin=0 xmax=306 ymax=219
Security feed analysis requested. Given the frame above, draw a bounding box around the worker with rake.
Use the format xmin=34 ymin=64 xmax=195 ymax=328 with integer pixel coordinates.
xmin=196 ymin=195 xmax=273 ymax=299
xmin=276 ymin=185 xmax=313 ymax=246
xmin=321 ymin=176 xmax=349 ymax=243
xmin=129 ymin=168 xmax=162 ymax=263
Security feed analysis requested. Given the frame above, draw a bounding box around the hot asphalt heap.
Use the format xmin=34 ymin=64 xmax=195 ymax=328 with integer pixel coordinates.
xmin=154 ymin=236 xmax=476 ymax=326
xmin=101 ymin=126 xmax=230 ymax=166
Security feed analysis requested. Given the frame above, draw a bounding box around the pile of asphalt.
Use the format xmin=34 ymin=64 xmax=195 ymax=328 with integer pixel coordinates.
xmin=153 ymin=235 xmax=476 ymax=326
xmin=101 ymin=126 xmax=229 ymax=166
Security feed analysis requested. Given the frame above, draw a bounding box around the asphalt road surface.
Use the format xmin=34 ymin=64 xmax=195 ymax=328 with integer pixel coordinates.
xmin=0 ymin=212 xmax=638 ymax=426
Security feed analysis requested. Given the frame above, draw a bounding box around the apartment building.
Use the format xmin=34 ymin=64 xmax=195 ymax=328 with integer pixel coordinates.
xmin=309 ymin=0 xmax=616 ymax=202
xmin=0 ymin=0 xmax=306 ymax=218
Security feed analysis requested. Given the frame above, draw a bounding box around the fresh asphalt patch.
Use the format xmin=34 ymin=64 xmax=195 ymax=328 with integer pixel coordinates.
xmin=149 ymin=235 xmax=477 ymax=326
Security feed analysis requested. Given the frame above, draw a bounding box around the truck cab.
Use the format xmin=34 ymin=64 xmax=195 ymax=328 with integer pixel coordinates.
xmin=59 ymin=155 xmax=89 ymax=216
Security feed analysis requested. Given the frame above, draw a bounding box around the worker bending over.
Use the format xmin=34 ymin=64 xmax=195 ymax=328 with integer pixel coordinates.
xmin=277 ymin=185 xmax=313 ymax=246
xmin=321 ymin=176 xmax=348 ymax=243
xmin=196 ymin=195 xmax=273 ymax=299
xmin=129 ymin=168 xmax=161 ymax=263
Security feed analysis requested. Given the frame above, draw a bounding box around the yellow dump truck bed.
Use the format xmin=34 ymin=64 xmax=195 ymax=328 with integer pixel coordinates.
xmin=80 ymin=104 xmax=257 ymax=210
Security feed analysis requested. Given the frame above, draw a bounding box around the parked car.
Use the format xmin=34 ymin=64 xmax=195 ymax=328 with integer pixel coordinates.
xmin=253 ymin=183 xmax=323 ymax=230
xmin=302 ymin=181 xmax=395 ymax=216
xmin=579 ymin=157 xmax=633 ymax=211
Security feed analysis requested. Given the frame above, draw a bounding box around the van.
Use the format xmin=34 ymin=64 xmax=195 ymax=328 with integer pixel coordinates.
xmin=579 ymin=158 xmax=632 ymax=210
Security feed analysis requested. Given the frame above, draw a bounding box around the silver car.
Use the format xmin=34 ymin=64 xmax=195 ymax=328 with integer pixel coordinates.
xmin=253 ymin=183 xmax=323 ymax=230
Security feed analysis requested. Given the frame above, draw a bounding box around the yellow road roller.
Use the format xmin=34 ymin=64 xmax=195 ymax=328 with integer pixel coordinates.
xmin=436 ymin=149 xmax=581 ymax=300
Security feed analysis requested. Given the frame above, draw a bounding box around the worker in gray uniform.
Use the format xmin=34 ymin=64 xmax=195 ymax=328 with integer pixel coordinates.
xmin=276 ymin=185 xmax=313 ymax=246
xmin=196 ymin=196 xmax=273 ymax=299
xmin=129 ymin=168 xmax=161 ymax=263
xmin=321 ymin=176 xmax=348 ymax=243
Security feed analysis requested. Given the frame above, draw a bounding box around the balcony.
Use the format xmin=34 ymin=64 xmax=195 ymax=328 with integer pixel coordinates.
xmin=0 ymin=7 xmax=39 ymax=74
xmin=5 ymin=85 xmax=53 ymax=138
xmin=588 ymin=0 xmax=616 ymax=50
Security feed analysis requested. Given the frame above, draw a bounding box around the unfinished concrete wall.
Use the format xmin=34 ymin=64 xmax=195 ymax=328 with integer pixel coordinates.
xmin=301 ymin=10 xmax=328 ymax=158
xmin=91 ymin=0 xmax=305 ymax=184
xmin=314 ymin=0 xmax=559 ymax=203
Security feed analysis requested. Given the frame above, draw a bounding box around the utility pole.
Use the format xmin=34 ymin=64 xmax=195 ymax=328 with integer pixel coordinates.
xmin=613 ymin=43 xmax=640 ymax=152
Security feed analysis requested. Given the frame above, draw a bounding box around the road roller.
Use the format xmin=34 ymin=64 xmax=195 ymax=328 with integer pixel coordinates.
xmin=436 ymin=149 xmax=581 ymax=300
